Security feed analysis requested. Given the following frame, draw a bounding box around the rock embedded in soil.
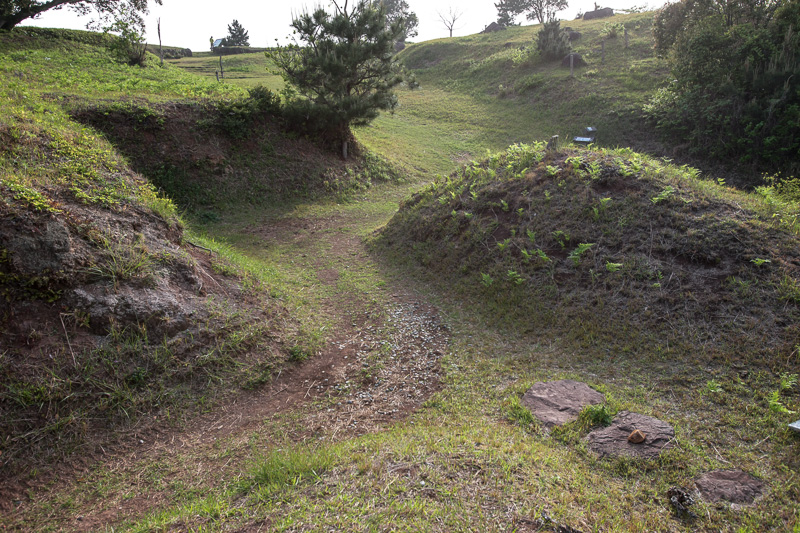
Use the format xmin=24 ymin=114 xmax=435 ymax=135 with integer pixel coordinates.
xmin=695 ymin=469 xmax=767 ymax=505
xmin=520 ymin=379 xmax=605 ymax=428
xmin=587 ymin=411 xmax=674 ymax=459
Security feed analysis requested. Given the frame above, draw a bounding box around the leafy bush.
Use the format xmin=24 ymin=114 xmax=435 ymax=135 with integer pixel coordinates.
xmin=601 ymin=21 xmax=624 ymax=39
xmin=652 ymin=1 xmax=687 ymax=55
xmin=536 ymin=20 xmax=571 ymax=61
xmin=645 ymin=3 xmax=800 ymax=182
xmin=105 ymin=18 xmax=149 ymax=66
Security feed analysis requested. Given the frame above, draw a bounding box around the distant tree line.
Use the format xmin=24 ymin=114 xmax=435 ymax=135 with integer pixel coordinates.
xmin=646 ymin=0 xmax=800 ymax=181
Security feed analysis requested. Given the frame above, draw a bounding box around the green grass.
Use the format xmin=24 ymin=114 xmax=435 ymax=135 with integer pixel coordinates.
xmin=166 ymin=13 xmax=667 ymax=177
xmin=5 ymin=15 xmax=800 ymax=533
xmin=365 ymin=13 xmax=667 ymax=173
xmin=168 ymin=51 xmax=284 ymax=90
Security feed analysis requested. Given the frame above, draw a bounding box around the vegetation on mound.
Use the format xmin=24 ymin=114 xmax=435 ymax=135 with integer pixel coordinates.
xmin=1 ymin=27 xmax=237 ymax=99
xmin=69 ymin=93 xmax=405 ymax=216
xmin=376 ymin=142 xmax=800 ymax=372
xmin=0 ymin=27 xmax=315 ymax=470
xmin=397 ymin=13 xmax=666 ymax=151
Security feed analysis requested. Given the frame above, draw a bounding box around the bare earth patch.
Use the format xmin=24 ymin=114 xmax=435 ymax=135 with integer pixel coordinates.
xmin=2 ymin=202 xmax=449 ymax=532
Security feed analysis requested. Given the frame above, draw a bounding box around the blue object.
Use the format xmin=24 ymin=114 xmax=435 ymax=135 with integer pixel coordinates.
xmin=573 ymin=127 xmax=597 ymax=145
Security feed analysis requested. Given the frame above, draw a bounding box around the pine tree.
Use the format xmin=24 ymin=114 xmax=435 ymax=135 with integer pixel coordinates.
xmin=223 ymin=19 xmax=250 ymax=47
xmin=271 ymin=0 xmax=412 ymax=158
xmin=536 ymin=19 xmax=571 ymax=60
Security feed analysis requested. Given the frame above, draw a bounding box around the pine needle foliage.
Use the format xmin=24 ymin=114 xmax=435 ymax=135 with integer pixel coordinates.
xmin=224 ymin=19 xmax=250 ymax=47
xmin=536 ymin=19 xmax=571 ymax=61
xmin=269 ymin=0 xmax=411 ymax=153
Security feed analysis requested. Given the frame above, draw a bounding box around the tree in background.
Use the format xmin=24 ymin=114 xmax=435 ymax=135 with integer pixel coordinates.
xmin=222 ymin=19 xmax=249 ymax=46
xmin=0 ymin=0 xmax=161 ymax=31
xmin=270 ymin=0 xmax=411 ymax=158
xmin=103 ymin=3 xmax=149 ymax=65
xmin=438 ymin=7 xmax=462 ymax=37
xmin=495 ymin=0 xmax=568 ymax=25
xmin=375 ymin=0 xmax=418 ymax=41
xmin=646 ymin=0 xmax=800 ymax=182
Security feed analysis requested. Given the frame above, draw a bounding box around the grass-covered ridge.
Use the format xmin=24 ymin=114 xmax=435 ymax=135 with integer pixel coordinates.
xmin=0 ymin=27 xmax=342 ymax=470
xmin=375 ymin=142 xmax=800 ymax=371
xmin=359 ymin=12 xmax=670 ymax=175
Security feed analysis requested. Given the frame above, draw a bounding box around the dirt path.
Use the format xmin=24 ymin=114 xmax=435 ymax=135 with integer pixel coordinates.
xmin=4 ymin=197 xmax=450 ymax=532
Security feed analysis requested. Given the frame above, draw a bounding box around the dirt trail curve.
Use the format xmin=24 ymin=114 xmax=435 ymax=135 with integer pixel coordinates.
xmin=2 ymin=208 xmax=450 ymax=531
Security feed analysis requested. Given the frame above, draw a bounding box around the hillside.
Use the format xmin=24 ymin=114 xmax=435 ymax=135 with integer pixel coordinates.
xmin=166 ymin=13 xmax=670 ymax=177
xmin=359 ymin=12 xmax=673 ymax=176
xmin=3 ymin=16 xmax=800 ymax=533
xmin=0 ymin=28 xmax=388 ymax=478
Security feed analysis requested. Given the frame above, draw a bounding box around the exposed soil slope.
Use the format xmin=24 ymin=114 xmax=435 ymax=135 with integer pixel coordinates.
xmin=0 ymin=107 xmax=290 ymax=476
xmin=70 ymin=99 xmax=401 ymax=215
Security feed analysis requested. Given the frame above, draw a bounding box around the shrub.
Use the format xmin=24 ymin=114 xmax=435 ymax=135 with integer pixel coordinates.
xmin=536 ymin=20 xmax=571 ymax=61
xmin=201 ymin=86 xmax=282 ymax=138
xmin=645 ymin=5 xmax=800 ymax=182
xmin=601 ymin=21 xmax=624 ymax=39
xmin=652 ymin=1 xmax=687 ymax=55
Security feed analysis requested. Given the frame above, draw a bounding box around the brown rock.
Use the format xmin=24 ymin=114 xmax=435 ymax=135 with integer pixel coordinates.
xmin=520 ymin=380 xmax=605 ymax=428
xmin=587 ymin=411 xmax=674 ymax=459
xmin=627 ymin=429 xmax=646 ymax=444
xmin=561 ymin=53 xmax=586 ymax=68
xmin=695 ymin=470 xmax=767 ymax=505
xmin=583 ymin=7 xmax=614 ymax=20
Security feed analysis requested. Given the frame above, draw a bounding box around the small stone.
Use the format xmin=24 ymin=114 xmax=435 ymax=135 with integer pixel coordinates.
xmin=628 ymin=429 xmax=646 ymax=444
xmin=667 ymin=487 xmax=696 ymax=518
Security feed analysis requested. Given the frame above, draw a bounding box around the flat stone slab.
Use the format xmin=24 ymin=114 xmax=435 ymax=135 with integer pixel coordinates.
xmin=587 ymin=411 xmax=674 ymax=459
xmin=695 ymin=469 xmax=767 ymax=505
xmin=520 ymin=380 xmax=605 ymax=428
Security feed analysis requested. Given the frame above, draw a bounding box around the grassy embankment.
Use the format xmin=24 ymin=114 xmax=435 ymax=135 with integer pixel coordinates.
xmin=3 ymin=14 xmax=800 ymax=532
xmin=0 ymin=27 xmax=396 ymax=473
xmin=141 ymin=13 xmax=797 ymax=531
